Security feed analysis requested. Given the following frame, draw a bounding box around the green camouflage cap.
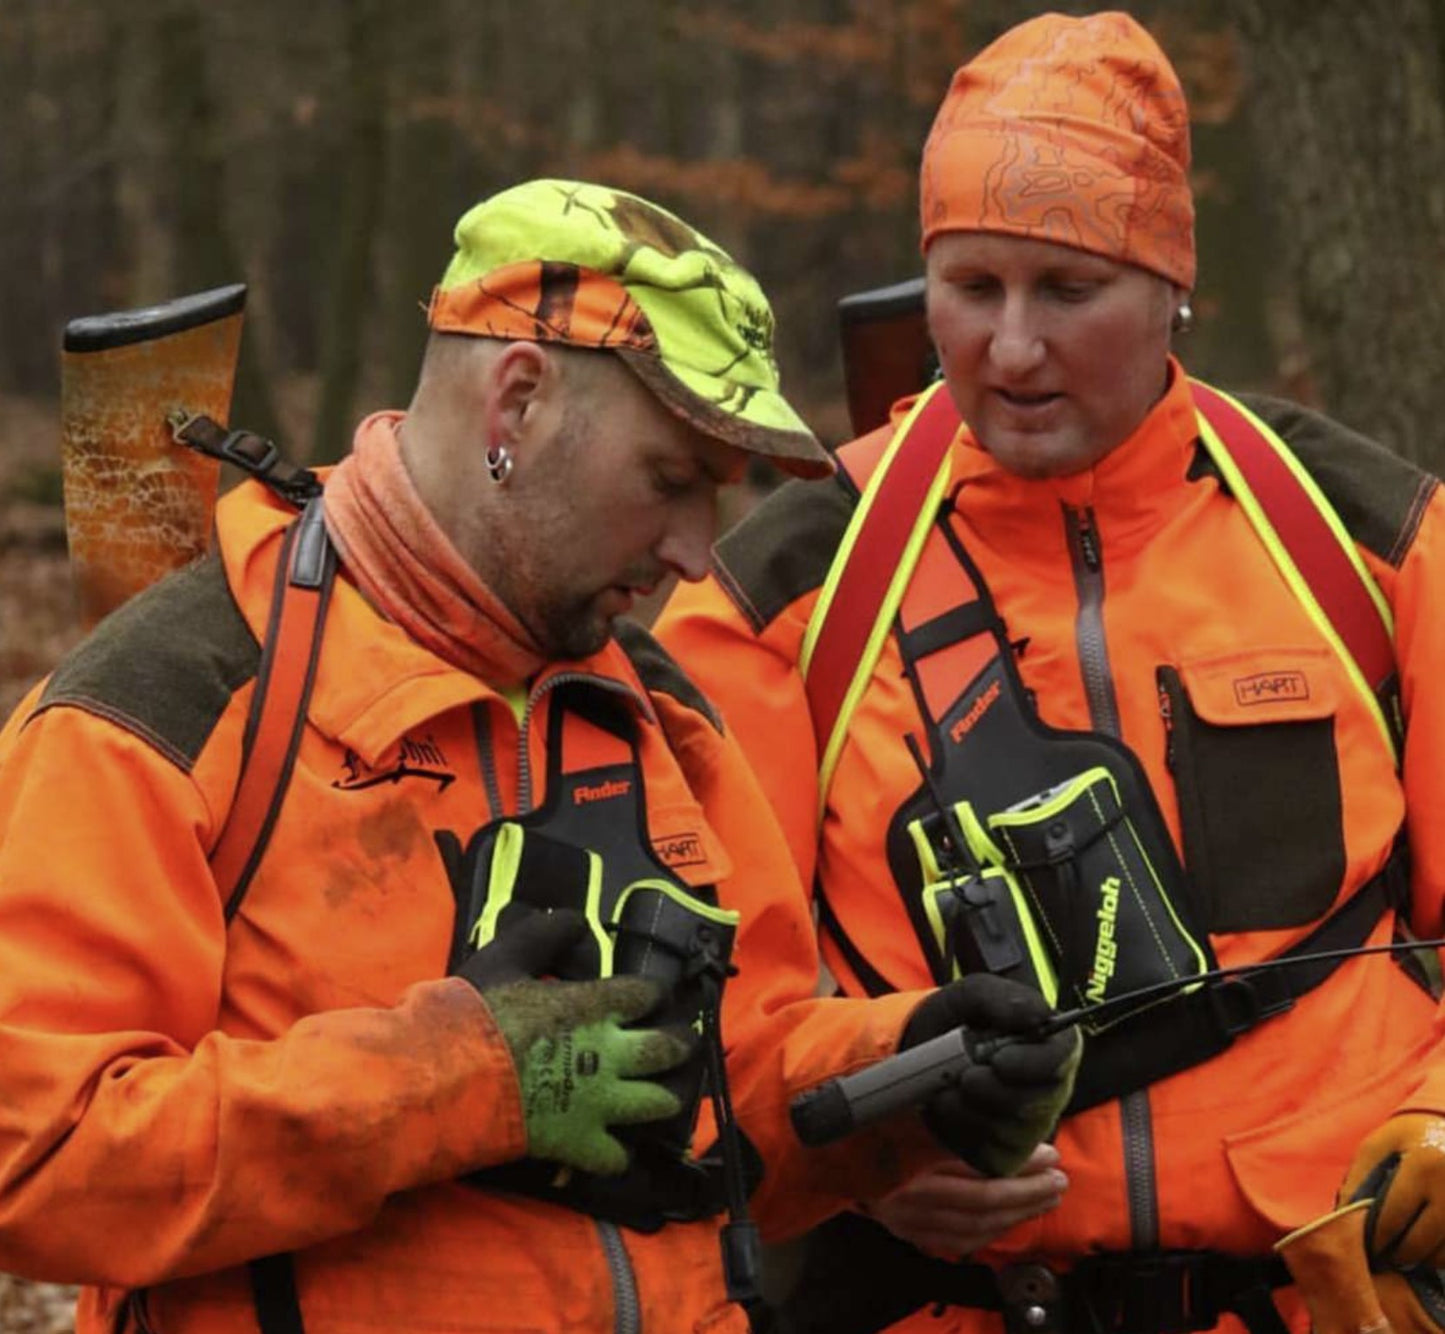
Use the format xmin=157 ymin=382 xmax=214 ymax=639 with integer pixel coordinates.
xmin=428 ymin=179 xmax=831 ymax=478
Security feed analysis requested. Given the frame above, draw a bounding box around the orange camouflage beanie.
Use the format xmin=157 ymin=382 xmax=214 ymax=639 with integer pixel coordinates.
xmin=920 ymin=11 xmax=1195 ymax=288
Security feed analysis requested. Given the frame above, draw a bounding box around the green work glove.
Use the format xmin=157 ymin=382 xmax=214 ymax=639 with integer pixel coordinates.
xmin=899 ymin=974 xmax=1082 ymax=1177
xmin=458 ymin=909 xmax=694 ymax=1176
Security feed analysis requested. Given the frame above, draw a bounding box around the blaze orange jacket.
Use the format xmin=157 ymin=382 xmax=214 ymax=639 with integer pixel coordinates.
xmin=0 ymin=478 xmax=937 ymax=1334
xmin=657 ymin=368 xmax=1445 ymax=1334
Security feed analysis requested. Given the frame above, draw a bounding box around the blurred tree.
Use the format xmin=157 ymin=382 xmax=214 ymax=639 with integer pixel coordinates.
xmin=310 ymin=0 xmax=391 ymax=462
xmin=150 ymin=0 xmax=283 ymax=443
xmin=1219 ymin=0 xmax=1445 ymax=469
xmin=0 ymin=0 xmax=62 ymax=397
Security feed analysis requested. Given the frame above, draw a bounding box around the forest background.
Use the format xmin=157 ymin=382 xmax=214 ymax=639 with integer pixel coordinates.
xmin=2 ymin=0 xmax=1445 ymax=1328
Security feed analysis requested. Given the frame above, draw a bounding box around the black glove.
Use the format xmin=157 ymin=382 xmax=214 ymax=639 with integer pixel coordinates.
xmin=900 ymin=974 xmax=1081 ymax=1176
xmin=457 ymin=909 xmax=694 ymax=1176
xmin=456 ymin=906 xmax=591 ymax=991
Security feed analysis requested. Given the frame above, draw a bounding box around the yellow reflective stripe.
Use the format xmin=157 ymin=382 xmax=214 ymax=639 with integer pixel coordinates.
xmin=803 ymin=381 xmax=956 ymax=823
xmin=1207 ymin=389 xmax=1394 ymax=631
xmin=908 ymin=819 xmax=950 ymax=955
xmin=586 ymin=850 xmax=612 ymax=975
xmin=1193 ymin=393 xmax=1398 ymax=761
xmin=995 ymin=869 xmax=1059 ymax=1007
xmin=614 ymin=877 xmax=741 ymax=928
xmin=471 ymin=820 xmax=525 ymax=947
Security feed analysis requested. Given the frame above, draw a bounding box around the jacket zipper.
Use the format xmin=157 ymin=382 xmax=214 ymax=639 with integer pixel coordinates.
xmin=1062 ymin=504 xmax=1160 ymax=1251
xmin=469 ymin=701 xmax=505 ymax=820
xmin=519 ymin=671 xmax=650 ymax=1331
xmin=596 ymin=1218 xmax=643 ymax=1334
xmin=515 ymin=671 xmax=649 ymax=813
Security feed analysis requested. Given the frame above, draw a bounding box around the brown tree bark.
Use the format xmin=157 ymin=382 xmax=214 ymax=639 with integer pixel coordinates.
xmin=309 ymin=0 xmax=390 ymax=464
xmin=151 ymin=0 xmax=284 ymax=445
xmin=1219 ymin=0 xmax=1445 ymax=468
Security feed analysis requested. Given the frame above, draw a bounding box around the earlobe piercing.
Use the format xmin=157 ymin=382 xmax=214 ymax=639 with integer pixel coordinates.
xmin=1172 ymin=302 xmax=1194 ymax=335
xmin=485 ymin=444 xmax=514 ymax=485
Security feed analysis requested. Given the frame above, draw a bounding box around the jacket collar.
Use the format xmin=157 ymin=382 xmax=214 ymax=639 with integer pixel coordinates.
xmin=948 ymin=356 xmax=1203 ymax=553
xmin=216 ymin=484 xmax=656 ymax=768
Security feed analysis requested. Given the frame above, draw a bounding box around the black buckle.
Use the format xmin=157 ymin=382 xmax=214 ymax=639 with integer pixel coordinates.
xmin=1206 ymin=973 xmax=1295 ymax=1039
xmin=169 ymin=411 xmax=321 ymax=506
xmin=1072 ymin=1252 xmax=1219 ymax=1334
xmin=218 ymin=430 xmax=279 ymax=474
xmin=998 ymin=1263 xmax=1064 ymax=1334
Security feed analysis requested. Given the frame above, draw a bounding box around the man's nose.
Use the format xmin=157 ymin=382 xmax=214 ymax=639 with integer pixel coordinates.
xmin=656 ymin=494 xmax=717 ymax=583
xmin=989 ymin=296 xmax=1046 ymax=375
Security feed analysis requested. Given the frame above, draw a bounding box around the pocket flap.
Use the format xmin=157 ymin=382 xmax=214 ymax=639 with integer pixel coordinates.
xmin=1223 ymin=1028 xmax=1437 ymax=1231
xmin=1179 ymin=647 xmax=1338 ymax=727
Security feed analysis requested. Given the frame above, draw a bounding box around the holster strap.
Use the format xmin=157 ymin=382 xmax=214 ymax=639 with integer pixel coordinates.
xmin=1069 ymin=845 xmax=1407 ymax=1112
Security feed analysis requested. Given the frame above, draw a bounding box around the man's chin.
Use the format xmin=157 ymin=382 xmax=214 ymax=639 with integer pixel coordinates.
xmin=540 ymin=609 xmax=613 ymax=662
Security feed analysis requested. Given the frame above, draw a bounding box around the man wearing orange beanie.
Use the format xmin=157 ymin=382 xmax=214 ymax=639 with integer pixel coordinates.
xmin=659 ymin=11 xmax=1445 ymax=1333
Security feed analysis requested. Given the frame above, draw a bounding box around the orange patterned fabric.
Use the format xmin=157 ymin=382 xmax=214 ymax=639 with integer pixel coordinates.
xmin=427 ymin=259 xmax=658 ymax=354
xmin=920 ymin=11 xmax=1195 ymax=288
xmin=323 ymin=412 xmax=546 ymax=687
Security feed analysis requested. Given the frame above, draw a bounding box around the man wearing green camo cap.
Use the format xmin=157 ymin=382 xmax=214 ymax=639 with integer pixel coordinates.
xmin=0 ymin=175 xmax=967 ymax=1334
xmin=428 ymin=177 xmax=832 ymax=478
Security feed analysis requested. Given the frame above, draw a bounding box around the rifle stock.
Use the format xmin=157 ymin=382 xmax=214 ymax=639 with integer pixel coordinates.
xmin=60 ymin=284 xmax=246 ymax=627
xmin=838 ymin=276 xmax=934 ymax=437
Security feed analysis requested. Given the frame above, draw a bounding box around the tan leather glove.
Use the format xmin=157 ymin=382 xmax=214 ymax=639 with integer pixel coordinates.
xmin=1342 ymin=1113 xmax=1445 ymax=1268
xmin=1275 ymin=1201 xmax=1390 ymax=1334
xmin=1277 ymin=1197 xmax=1445 ymax=1334
xmin=1376 ymin=1268 xmax=1445 ymax=1334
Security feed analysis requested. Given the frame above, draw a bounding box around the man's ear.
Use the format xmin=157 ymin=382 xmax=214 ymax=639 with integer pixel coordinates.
xmin=488 ymin=341 xmax=555 ymax=449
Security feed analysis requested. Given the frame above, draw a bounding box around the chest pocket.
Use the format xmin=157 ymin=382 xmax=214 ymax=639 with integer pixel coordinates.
xmin=1157 ymin=646 xmax=1345 ymax=933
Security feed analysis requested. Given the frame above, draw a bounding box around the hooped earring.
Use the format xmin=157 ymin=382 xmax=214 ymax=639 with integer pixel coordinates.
xmin=1172 ymin=301 xmax=1195 ymax=336
xmin=485 ymin=443 xmax=514 ymax=485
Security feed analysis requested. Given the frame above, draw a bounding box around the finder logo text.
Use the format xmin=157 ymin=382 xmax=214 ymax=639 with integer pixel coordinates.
xmin=573 ymin=778 xmax=632 ymax=806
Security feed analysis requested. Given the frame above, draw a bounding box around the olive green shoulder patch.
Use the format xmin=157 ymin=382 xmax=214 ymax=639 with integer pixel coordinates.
xmin=615 ymin=619 xmax=723 ymax=734
xmin=712 ymin=476 xmax=856 ymax=634
xmin=35 ymin=551 xmax=260 ymax=772
xmin=1242 ymin=394 xmax=1439 ymax=569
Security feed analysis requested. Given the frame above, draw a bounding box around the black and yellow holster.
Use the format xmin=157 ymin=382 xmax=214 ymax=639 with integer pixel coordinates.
xmin=439 ymin=684 xmax=743 ymax=1231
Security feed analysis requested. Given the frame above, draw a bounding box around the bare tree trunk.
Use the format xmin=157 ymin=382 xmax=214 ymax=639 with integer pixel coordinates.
xmin=1220 ymin=0 xmax=1445 ymax=468
xmin=151 ymin=0 xmax=283 ymax=443
xmin=310 ymin=0 xmax=390 ymax=464
xmin=0 ymin=1 xmax=58 ymax=396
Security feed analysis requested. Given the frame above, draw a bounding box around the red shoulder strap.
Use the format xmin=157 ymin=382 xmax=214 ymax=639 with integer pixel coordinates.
xmin=210 ymin=501 xmax=335 ymax=919
xmin=805 ymin=387 xmax=960 ymax=753
xmin=1189 ymin=381 xmax=1395 ymax=697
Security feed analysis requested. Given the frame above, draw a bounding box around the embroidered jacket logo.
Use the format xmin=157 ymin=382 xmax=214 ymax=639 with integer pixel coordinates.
xmin=1085 ymin=875 xmax=1122 ymax=1003
xmin=655 ymin=833 xmax=706 ymax=869
xmin=1233 ymin=671 xmax=1309 ymax=706
xmin=334 ymin=735 xmax=455 ymax=792
xmin=573 ymin=778 xmax=632 ymax=806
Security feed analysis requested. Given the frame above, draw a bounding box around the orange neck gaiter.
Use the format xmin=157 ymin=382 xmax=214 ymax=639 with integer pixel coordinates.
xmin=322 ymin=412 xmax=546 ymax=688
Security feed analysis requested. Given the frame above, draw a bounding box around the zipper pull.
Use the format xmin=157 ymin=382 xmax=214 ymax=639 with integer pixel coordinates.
xmin=1075 ymin=508 xmax=1102 ymax=571
xmin=1156 ymin=669 xmax=1176 ymax=771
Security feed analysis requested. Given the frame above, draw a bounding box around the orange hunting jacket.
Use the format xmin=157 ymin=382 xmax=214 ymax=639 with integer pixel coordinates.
xmin=0 ymin=479 xmax=934 ymax=1334
xmin=657 ymin=369 xmax=1445 ymax=1334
